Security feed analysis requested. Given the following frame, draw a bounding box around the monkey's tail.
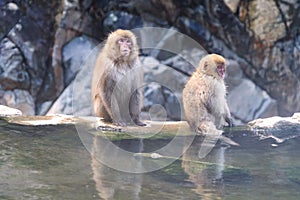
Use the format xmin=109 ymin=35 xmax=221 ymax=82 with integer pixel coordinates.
xmin=197 ymin=121 xmax=239 ymax=158
xmin=220 ymin=135 xmax=239 ymax=146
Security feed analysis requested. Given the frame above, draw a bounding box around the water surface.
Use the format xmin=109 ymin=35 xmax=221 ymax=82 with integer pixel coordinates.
xmin=1 ymin=120 xmax=300 ymax=199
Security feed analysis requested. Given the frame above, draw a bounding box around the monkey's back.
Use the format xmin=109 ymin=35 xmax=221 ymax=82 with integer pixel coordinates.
xmin=183 ymin=72 xmax=226 ymax=131
xmin=183 ymin=73 xmax=210 ymax=129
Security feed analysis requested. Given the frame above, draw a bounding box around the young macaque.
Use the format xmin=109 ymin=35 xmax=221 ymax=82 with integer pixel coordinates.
xmin=91 ymin=29 xmax=146 ymax=126
xmin=183 ymin=54 xmax=233 ymax=135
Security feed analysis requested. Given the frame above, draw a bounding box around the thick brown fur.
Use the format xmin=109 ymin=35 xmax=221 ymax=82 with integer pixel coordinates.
xmin=91 ymin=29 xmax=145 ymax=126
xmin=183 ymin=54 xmax=233 ymax=135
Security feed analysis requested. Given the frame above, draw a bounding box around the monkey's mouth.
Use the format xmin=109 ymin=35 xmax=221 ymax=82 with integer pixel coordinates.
xmin=121 ymin=50 xmax=130 ymax=56
xmin=217 ymin=65 xmax=225 ymax=79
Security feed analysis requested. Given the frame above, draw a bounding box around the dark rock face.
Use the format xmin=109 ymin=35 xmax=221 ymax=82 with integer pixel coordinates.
xmin=103 ymin=11 xmax=143 ymax=33
xmin=0 ymin=38 xmax=30 ymax=90
xmin=0 ymin=0 xmax=299 ymax=122
xmin=0 ymin=2 xmax=21 ymax=41
xmin=0 ymin=1 xmax=60 ymax=114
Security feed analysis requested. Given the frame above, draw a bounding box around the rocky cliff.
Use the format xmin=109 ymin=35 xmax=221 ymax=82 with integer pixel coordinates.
xmin=0 ymin=0 xmax=299 ymax=124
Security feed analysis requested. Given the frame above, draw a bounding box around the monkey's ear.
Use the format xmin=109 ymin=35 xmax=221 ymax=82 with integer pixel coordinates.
xmin=203 ymin=62 xmax=208 ymax=70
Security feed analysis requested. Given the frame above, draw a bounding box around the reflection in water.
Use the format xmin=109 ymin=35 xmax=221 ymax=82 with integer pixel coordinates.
xmin=182 ymin=136 xmax=226 ymax=200
xmin=91 ymin=136 xmax=144 ymax=200
xmin=216 ymin=145 xmax=226 ymax=180
xmin=90 ymin=134 xmax=230 ymax=200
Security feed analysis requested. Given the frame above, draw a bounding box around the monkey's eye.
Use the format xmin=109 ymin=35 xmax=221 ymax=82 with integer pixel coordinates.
xmin=118 ymin=38 xmax=124 ymax=43
xmin=217 ymin=64 xmax=224 ymax=70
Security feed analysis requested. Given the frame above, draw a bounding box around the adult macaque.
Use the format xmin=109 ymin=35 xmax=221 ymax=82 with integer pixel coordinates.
xmin=91 ymin=29 xmax=146 ymax=126
xmin=183 ymin=54 xmax=233 ymax=134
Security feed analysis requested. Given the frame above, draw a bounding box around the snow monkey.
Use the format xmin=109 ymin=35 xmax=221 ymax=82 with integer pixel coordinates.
xmin=91 ymin=29 xmax=146 ymax=126
xmin=183 ymin=54 xmax=233 ymax=135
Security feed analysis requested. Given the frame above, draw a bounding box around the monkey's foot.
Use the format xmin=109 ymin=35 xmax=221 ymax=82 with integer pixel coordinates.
xmin=134 ymin=120 xmax=147 ymax=126
xmin=113 ymin=121 xmax=127 ymax=127
xmin=225 ymin=117 xmax=234 ymax=127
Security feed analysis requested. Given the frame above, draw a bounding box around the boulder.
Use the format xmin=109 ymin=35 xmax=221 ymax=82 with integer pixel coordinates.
xmin=62 ymin=35 xmax=97 ymax=85
xmin=228 ymin=79 xmax=277 ymax=124
xmin=142 ymin=56 xmax=186 ymax=120
xmin=162 ymin=48 xmax=206 ymax=76
xmin=225 ymin=59 xmax=278 ymax=124
xmin=248 ymin=113 xmax=300 ymax=143
xmin=0 ymin=89 xmax=35 ymax=115
xmin=143 ymin=56 xmax=188 ymax=93
xmin=0 ymin=105 xmax=22 ymax=117
xmin=47 ymin=38 xmax=99 ymax=116
xmin=46 ymin=84 xmax=74 ymax=116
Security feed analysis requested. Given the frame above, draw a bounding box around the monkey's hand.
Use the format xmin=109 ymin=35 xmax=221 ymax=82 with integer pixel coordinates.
xmin=225 ymin=117 xmax=234 ymax=127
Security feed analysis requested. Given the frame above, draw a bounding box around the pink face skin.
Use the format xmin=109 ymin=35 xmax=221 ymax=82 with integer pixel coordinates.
xmin=217 ymin=63 xmax=226 ymax=79
xmin=118 ymin=37 xmax=132 ymax=56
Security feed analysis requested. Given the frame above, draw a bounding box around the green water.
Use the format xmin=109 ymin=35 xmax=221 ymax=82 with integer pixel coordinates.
xmin=1 ymin=121 xmax=300 ymax=200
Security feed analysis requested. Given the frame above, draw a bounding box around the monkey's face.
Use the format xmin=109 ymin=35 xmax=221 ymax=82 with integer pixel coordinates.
xmin=216 ymin=63 xmax=226 ymax=79
xmin=117 ymin=37 xmax=132 ymax=57
xmin=198 ymin=54 xmax=227 ymax=80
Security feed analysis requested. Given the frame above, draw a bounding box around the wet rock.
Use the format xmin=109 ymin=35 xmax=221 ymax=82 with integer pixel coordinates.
xmin=249 ymin=113 xmax=300 ymax=130
xmin=0 ymin=89 xmax=35 ymax=115
xmin=2 ymin=114 xmax=75 ymax=126
xmin=62 ymin=35 xmax=97 ymax=85
xmin=248 ymin=113 xmax=300 ymax=143
xmin=0 ymin=38 xmax=30 ymax=90
xmin=0 ymin=105 xmax=22 ymax=116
